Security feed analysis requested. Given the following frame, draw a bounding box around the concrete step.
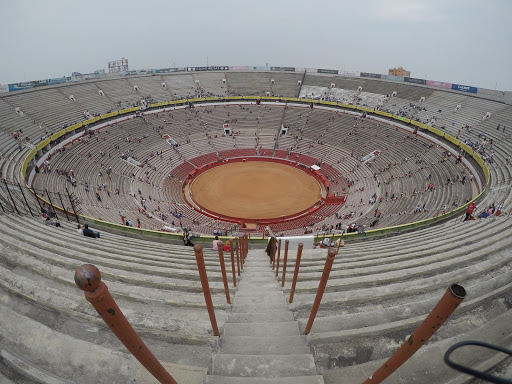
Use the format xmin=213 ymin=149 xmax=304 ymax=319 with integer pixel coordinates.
xmin=223 ymin=322 xmax=299 ymax=337
xmin=228 ymin=312 xmax=294 ymax=323
xmin=234 ymin=296 xmax=287 ymax=305
xmin=232 ymin=303 xmax=290 ymax=313
xmin=235 ymin=290 xmax=284 ymax=298
xmin=206 ymin=375 xmax=325 ymax=383
xmin=0 ymin=349 xmax=68 ymax=384
xmin=219 ymin=336 xmax=310 ymax=355
xmin=237 ymin=284 xmax=279 ymax=290
xmin=211 ymin=354 xmax=317 ymax=377
xmin=241 ymin=276 xmax=279 ymax=283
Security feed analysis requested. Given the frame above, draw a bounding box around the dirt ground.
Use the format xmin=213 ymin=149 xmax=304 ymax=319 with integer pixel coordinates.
xmin=188 ymin=162 xmax=322 ymax=220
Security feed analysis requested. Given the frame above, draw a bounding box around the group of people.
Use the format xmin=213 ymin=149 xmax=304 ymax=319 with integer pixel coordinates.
xmin=464 ymin=201 xmax=504 ymax=221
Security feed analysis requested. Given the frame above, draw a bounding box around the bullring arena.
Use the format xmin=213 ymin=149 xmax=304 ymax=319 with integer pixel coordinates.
xmin=0 ymin=68 xmax=511 ymax=383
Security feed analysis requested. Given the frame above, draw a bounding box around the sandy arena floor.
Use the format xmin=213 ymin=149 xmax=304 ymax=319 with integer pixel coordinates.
xmin=188 ymin=161 xmax=322 ymax=220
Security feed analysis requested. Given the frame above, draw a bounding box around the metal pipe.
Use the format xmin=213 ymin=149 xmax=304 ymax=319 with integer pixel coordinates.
xmin=66 ymin=187 xmax=80 ymax=223
xmin=244 ymin=235 xmax=248 ymax=262
xmin=45 ymin=189 xmax=58 ymax=219
xmin=17 ymin=181 xmax=34 ymax=217
xmin=217 ymin=242 xmax=231 ymax=304
xmin=275 ymin=239 xmax=282 ymax=277
xmin=362 ymin=284 xmax=466 ymax=384
xmin=229 ymin=238 xmax=237 ymax=287
xmin=193 ymin=245 xmax=220 ymax=336
xmin=74 ymin=264 xmax=178 ymax=384
xmin=288 ymin=243 xmax=303 ymax=303
xmin=4 ymin=179 xmax=20 ymax=215
xmin=281 ymin=240 xmax=289 ymax=287
xmin=57 ymin=192 xmax=69 ymax=221
xmin=230 ymin=239 xmax=239 ymax=277
xmin=272 ymin=237 xmax=277 ymax=270
xmin=303 ymin=247 xmax=336 ymax=335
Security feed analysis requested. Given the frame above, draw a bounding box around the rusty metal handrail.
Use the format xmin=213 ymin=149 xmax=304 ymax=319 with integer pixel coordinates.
xmin=194 ymin=245 xmax=220 ymax=336
xmin=303 ymin=247 xmax=336 ymax=335
xmin=74 ymin=264 xmax=178 ymax=384
xmin=288 ymin=243 xmax=303 ymax=303
xmin=281 ymin=240 xmax=289 ymax=287
xmin=217 ymin=242 xmax=231 ymax=304
xmin=275 ymin=238 xmax=282 ymax=277
xmin=362 ymin=284 xmax=466 ymax=384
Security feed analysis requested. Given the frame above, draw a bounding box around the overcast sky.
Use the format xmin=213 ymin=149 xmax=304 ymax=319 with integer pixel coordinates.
xmin=1 ymin=0 xmax=511 ymax=91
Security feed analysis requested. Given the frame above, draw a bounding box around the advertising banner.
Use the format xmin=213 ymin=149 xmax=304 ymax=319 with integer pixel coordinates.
xmin=8 ymin=80 xmax=48 ymax=92
xmin=404 ymin=77 xmax=426 ymax=85
xmin=451 ymin=83 xmax=477 ymax=93
xmin=152 ymin=68 xmax=180 ymax=74
xmin=100 ymin=111 xmax=119 ymax=119
xmin=47 ymin=77 xmax=67 ymax=85
xmin=317 ymin=69 xmax=339 ymax=74
xmin=229 ymin=66 xmax=250 ymax=71
xmin=250 ymin=66 xmax=270 ymax=71
xmin=270 ymin=67 xmax=295 ymax=72
xmin=0 ymin=84 xmax=8 ymax=93
xmin=360 ymin=72 xmax=381 ymax=79
xmin=342 ymin=71 xmax=359 ymax=77
xmin=426 ymin=80 xmax=452 ymax=89
xmin=381 ymin=75 xmax=404 ymax=82
xmin=187 ymin=66 xmax=229 ymax=71
xmin=375 ymin=110 xmax=393 ymax=118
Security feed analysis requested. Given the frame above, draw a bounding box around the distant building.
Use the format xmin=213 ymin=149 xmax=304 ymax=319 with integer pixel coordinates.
xmin=388 ymin=66 xmax=411 ymax=77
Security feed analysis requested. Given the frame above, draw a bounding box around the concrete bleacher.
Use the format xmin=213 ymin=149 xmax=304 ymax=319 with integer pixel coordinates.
xmin=1 ymin=71 xmax=512 ymax=382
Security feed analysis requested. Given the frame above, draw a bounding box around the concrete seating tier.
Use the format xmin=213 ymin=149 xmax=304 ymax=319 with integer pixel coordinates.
xmin=0 ymin=72 xmax=512 ymax=382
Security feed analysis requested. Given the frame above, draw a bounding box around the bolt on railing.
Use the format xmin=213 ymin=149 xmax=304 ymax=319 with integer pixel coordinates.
xmin=288 ymin=243 xmax=303 ymax=303
xmin=216 ymin=242 xmax=231 ymax=304
xmin=303 ymin=247 xmax=337 ymax=335
xmin=74 ymin=264 xmax=178 ymax=384
xmin=275 ymin=239 xmax=282 ymax=277
xmin=362 ymin=284 xmax=466 ymax=384
xmin=194 ymin=245 xmax=220 ymax=336
xmin=281 ymin=240 xmax=289 ymax=287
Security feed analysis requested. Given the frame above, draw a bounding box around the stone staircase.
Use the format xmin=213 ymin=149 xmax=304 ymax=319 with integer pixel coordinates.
xmin=207 ymin=250 xmax=324 ymax=383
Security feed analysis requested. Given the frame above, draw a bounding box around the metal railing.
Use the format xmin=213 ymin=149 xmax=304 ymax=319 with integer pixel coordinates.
xmin=75 ymin=264 xmax=178 ymax=384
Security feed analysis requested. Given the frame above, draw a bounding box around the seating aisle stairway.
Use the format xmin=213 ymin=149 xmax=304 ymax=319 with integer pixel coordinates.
xmin=207 ymin=249 xmax=324 ymax=384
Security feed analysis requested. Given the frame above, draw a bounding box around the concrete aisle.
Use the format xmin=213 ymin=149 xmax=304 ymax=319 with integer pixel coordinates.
xmin=206 ymin=250 xmax=324 ymax=383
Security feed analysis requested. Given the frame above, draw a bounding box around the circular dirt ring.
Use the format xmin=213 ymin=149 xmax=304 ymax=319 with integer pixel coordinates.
xmin=187 ymin=161 xmax=323 ymax=221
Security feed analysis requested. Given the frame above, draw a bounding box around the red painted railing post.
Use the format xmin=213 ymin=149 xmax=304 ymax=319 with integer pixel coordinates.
xmin=272 ymin=237 xmax=277 ymax=270
xmin=236 ymin=237 xmax=243 ymax=271
xmin=303 ymin=247 xmax=336 ymax=335
xmin=235 ymin=237 xmax=242 ymax=273
xmin=217 ymin=242 xmax=231 ymax=304
xmin=281 ymin=240 xmax=289 ymax=287
xmin=193 ymin=245 xmax=220 ymax=336
xmin=242 ymin=235 xmax=246 ymax=264
xmin=270 ymin=237 xmax=275 ymax=265
xmin=288 ymin=243 xmax=303 ymax=303
xmin=230 ymin=239 xmax=239 ymax=277
xmin=245 ymin=235 xmax=249 ymax=260
xmin=275 ymin=239 xmax=282 ymax=277
xmin=229 ymin=240 xmax=237 ymax=287
xmin=362 ymin=284 xmax=466 ymax=384
xmin=74 ymin=264 xmax=178 ymax=384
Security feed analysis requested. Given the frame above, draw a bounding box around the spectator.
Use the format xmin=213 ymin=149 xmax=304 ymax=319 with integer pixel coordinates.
xmin=212 ymin=235 xmax=220 ymax=251
xmin=464 ymin=202 xmax=477 ymax=221
xmin=182 ymin=228 xmax=193 ymax=246
xmin=76 ymin=224 xmax=83 ymax=235
xmin=45 ymin=217 xmax=61 ymax=227
xmin=83 ymin=224 xmax=100 ymax=238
